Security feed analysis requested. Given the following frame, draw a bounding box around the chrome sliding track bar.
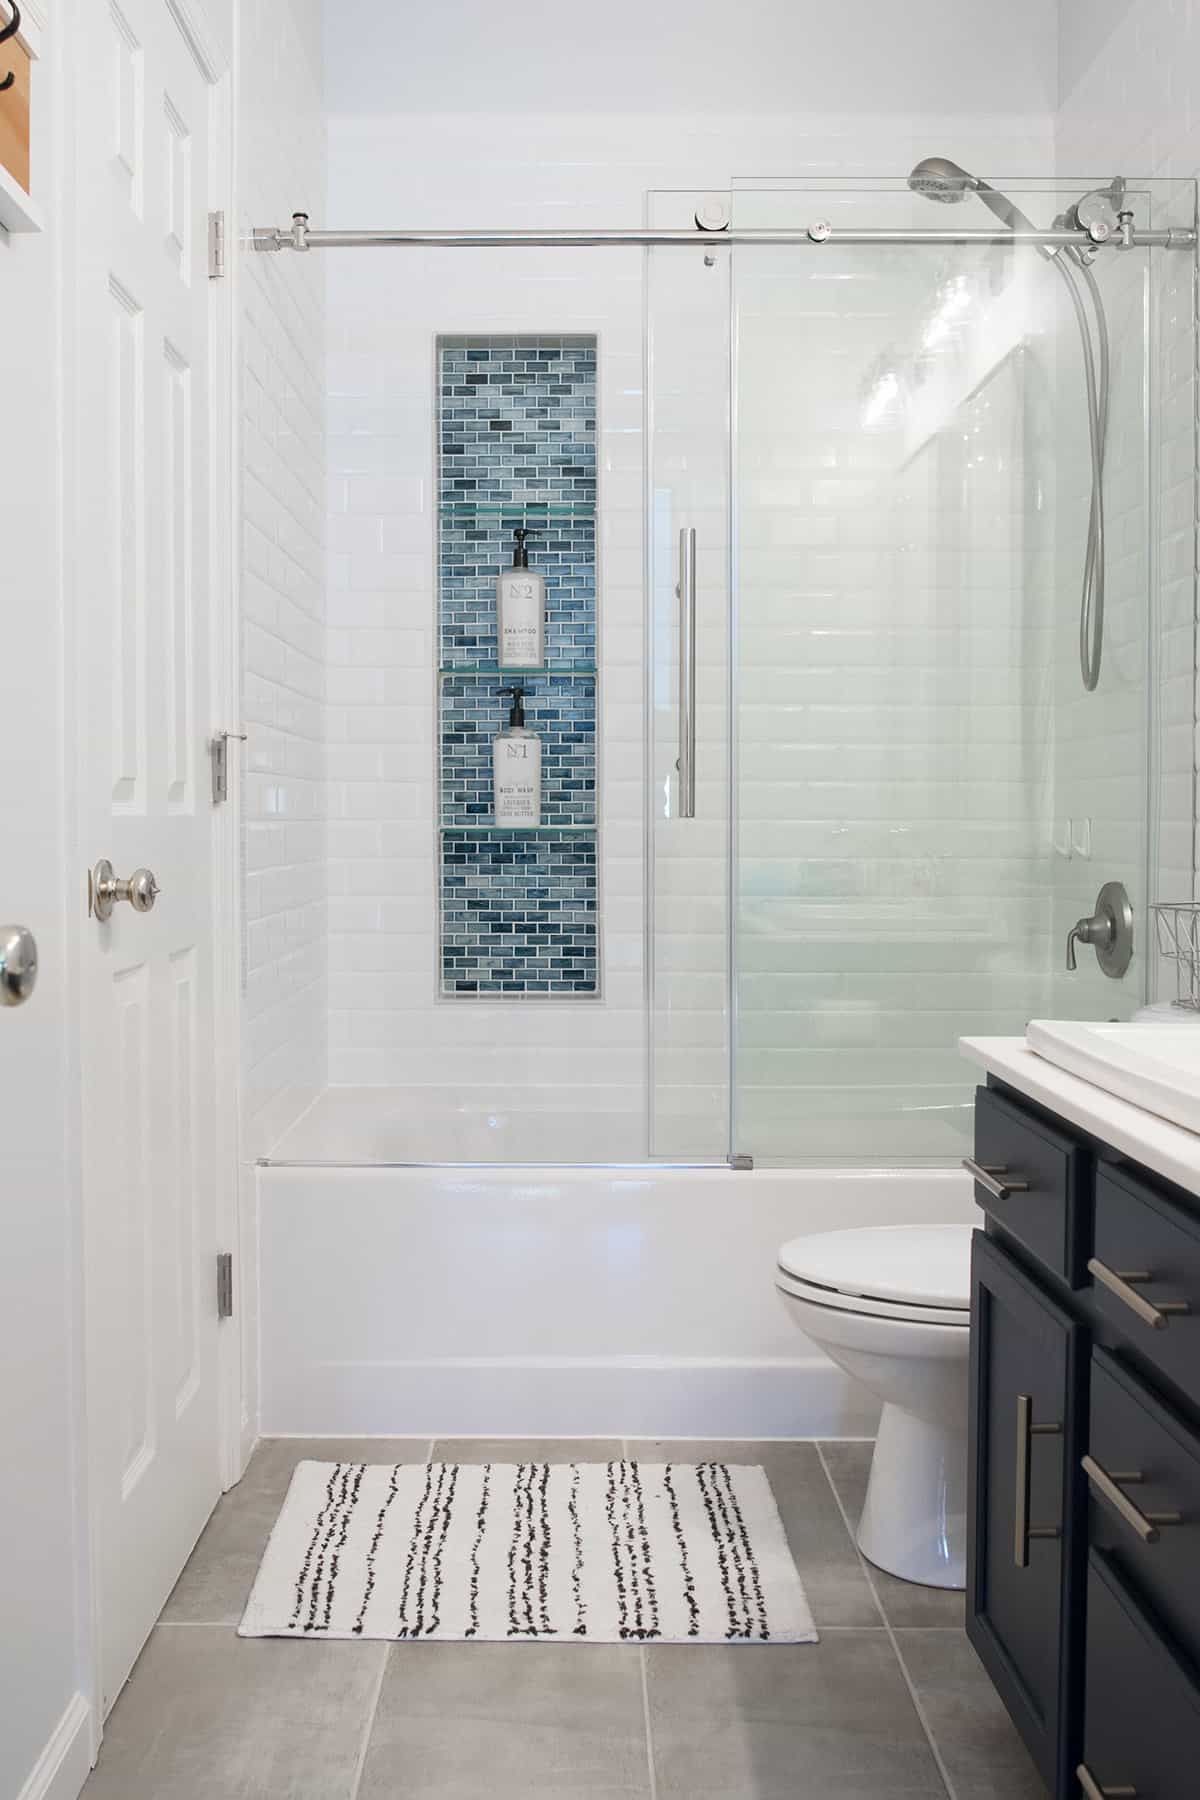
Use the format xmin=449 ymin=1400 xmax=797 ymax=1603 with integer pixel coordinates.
xmin=254 ymin=215 xmax=1197 ymax=253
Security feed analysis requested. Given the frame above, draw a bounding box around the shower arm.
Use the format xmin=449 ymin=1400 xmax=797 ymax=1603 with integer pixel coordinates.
xmin=252 ymin=216 xmax=1196 ymax=253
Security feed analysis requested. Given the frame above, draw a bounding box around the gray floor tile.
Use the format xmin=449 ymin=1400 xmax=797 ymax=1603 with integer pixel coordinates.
xmin=820 ymin=1442 xmax=965 ymax=1628
xmin=81 ymin=1624 xmax=385 ymax=1799
xmin=246 ymin=1436 xmax=432 ymax=1499
xmin=628 ymin=1439 xmax=882 ymax=1629
xmin=432 ymin=1437 xmax=623 ymax=1465
xmin=358 ymin=1642 xmax=650 ymax=1798
xmin=896 ymin=1630 xmax=1045 ymax=1800
xmin=646 ymin=1633 xmax=946 ymax=1798
xmin=163 ymin=1438 xmax=433 ymax=1624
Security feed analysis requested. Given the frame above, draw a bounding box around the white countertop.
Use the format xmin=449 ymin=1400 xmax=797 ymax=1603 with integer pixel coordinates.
xmin=960 ymin=1036 xmax=1200 ymax=1199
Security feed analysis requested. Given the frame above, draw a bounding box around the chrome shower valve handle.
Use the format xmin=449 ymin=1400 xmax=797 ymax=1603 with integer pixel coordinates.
xmin=1066 ymin=880 xmax=1133 ymax=978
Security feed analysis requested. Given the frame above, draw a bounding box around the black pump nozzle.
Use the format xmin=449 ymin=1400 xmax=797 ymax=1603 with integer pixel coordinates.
xmin=511 ymin=527 xmax=534 ymax=569
xmin=499 ymin=685 xmax=527 ymax=728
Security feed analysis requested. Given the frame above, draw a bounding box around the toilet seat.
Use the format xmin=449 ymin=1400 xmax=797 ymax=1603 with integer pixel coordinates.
xmin=775 ymin=1224 xmax=974 ymax=1329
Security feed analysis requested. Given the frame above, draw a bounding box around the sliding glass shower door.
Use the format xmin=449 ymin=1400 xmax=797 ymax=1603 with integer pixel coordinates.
xmin=648 ymin=176 xmax=1189 ymax=1166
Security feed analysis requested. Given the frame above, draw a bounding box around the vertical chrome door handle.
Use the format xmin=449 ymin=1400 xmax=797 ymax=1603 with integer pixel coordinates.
xmin=676 ymin=526 xmax=696 ymax=819
xmin=1014 ymin=1392 xmax=1063 ymax=1567
xmin=0 ymin=924 xmax=37 ymax=1007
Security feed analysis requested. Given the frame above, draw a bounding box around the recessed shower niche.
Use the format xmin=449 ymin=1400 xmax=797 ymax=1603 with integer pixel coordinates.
xmin=436 ymin=336 xmax=599 ymax=995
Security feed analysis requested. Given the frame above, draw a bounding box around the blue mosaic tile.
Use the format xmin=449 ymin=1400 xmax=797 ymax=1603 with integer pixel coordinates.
xmin=436 ymin=335 xmax=599 ymax=999
xmin=441 ymin=675 xmax=596 ymax=828
xmin=439 ymin=513 xmax=595 ymax=671
xmin=440 ymin=832 xmax=598 ymax=995
xmin=438 ymin=337 xmax=596 ymax=509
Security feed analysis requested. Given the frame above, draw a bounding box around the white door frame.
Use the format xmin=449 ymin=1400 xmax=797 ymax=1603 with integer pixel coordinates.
xmin=60 ymin=0 xmax=244 ymax=1755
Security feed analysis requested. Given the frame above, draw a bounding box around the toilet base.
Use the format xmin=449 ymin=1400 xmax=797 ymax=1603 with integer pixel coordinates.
xmin=855 ymin=1402 xmax=967 ymax=1590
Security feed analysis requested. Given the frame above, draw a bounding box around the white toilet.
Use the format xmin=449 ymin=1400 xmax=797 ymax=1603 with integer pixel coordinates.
xmin=776 ymin=1223 xmax=975 ymax=1589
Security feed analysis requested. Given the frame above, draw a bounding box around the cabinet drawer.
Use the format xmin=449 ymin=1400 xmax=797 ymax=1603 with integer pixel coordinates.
xmin=1091 ymin=1166 xmax=1200 ymax=1393
xmin=1079 ymin=1550 xmax=1200 ymax=1799
xmin=972 ymin=1086 xmax=1086 ymax=1283
xmin=1087 ymin=1349 xmax=1200 ymax=1669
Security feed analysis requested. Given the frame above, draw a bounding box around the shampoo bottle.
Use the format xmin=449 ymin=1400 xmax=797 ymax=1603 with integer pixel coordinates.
xmin=493 ymin=686 xmax=542 ymax=827
xmin=496 ymin=528 xmax=545 ymax=669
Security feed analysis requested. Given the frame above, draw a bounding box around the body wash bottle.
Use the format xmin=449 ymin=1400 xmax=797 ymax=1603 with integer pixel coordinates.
xmin=496 ymin=528 xmax=545 ymax=669
xmin=493 ymin=686 xmax=542 ymax=827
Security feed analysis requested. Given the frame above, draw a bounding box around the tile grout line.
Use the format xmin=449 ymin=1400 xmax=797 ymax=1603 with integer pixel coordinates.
xmin=626 ymin=1437 xmax=659 ymax=1800
xmin=348 ymin=1644 xmax=390 ymax=1800
xmin=639 ymin=1644 xmax=659 ymax=1800
xmin=815 ymin=1444 xmax=959 ymax=1800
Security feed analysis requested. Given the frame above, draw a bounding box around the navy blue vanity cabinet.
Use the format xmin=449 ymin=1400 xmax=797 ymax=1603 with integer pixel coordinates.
xmin=968 ymin=1078 xmax=1200 ymax=1798
xmin=968 ymin=1230 xmax=1087 ymax=1797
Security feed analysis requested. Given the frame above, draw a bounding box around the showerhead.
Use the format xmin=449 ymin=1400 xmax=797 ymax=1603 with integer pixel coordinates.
xmin=908 ymin=155 xmax=1045 ymax=243
xmin=907 ymin=157 xmax=979 ymax=204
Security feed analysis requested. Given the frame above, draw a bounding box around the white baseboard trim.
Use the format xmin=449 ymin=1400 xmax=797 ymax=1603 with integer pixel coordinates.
xmin=262 ymin=1355 xmax=881 ymax=1441
xmin=16 ymin=1693 xmax=92 ymax=1800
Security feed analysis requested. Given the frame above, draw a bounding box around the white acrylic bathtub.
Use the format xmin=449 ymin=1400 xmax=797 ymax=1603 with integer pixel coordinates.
xmin=257 ymin=1161 xmax=979 ymax=1440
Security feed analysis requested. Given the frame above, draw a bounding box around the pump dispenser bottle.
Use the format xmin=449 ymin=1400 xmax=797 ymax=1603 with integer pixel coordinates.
xmin=496 ymin=528 xmax=545 ymax=669
xmin=493 ymin=686 xmax=542 ymax=827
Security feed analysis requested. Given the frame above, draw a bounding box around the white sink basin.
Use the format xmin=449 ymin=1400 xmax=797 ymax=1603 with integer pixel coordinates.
xmin=1026 ymin=1019 xmax=1200 ymax=1133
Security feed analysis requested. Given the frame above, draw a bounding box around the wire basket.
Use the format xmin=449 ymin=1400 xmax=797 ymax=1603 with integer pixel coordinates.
xmin=1150 ymin=902 xmax=1200 ymax=1010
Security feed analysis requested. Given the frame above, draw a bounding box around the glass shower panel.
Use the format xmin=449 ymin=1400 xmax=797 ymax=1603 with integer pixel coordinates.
xmin=729 ymin=179 xmax=1158 ymax=1166
xmin=646 ymin=192 xmax=732 ymax=1160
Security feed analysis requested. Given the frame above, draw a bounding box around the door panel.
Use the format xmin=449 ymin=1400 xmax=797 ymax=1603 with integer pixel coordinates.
xmin=967 ymin=1230 xmax=1087 ymax=1795
xmin=76 ymin=0 xmax=222 ymax=1714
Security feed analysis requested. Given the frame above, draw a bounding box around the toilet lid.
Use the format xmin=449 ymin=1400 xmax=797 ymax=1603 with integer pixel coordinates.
xmin=776 ymin=1224 xmax=974 ymax=1312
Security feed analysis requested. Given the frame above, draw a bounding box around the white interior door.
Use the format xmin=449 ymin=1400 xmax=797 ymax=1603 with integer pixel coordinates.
xmin=74 ymin=0 xmax=224 ymax=1713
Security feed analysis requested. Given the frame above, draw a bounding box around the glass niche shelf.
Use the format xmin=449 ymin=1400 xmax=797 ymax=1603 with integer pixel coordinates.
xmin=438 ymin=500 xmax=595 ymax=517
xmin=438 ymin=665 xmax=596 ymax=678
xmin=440 ymin=823 xmax=596 ymax=835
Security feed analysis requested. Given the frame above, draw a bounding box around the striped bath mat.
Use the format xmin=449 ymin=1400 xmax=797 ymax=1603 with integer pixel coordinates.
xmin=239 ymin=1460 xmax=816 ymax=1645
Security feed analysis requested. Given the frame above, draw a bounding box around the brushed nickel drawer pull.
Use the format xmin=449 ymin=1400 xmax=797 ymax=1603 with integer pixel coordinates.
xmin=1014 ymin=1392 xmax=1063 ymax=1567
xmin=962 ymin=1157 xmax=1030 ymax=1201
xmin=1088 ymin=1258 xmax=1192 ymax=1331
xmin=1081 ymin=1454 xmax=1182 ymax=1543
xmin=1077 ymin=1766 xmax=1136 ymax=1799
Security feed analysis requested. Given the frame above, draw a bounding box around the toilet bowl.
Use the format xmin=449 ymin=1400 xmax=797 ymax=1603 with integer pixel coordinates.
xmin=775 ymin=1223 xmax=975 ymax=1589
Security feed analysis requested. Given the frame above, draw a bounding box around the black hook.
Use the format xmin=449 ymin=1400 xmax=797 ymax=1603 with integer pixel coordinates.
xmin=0 ymin=2 xmax=21 ymax=94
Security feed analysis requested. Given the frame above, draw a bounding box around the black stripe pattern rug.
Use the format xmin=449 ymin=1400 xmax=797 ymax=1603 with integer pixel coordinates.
xmin=239 ymin=1461 xmax=817 ymax=1644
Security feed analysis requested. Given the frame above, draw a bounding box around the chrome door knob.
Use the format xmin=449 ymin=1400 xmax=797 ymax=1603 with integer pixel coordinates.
xmin=0 ymin=924 xmax=38 ymax=1007
xmin=88 ymin=860 xmax=161 ymax=922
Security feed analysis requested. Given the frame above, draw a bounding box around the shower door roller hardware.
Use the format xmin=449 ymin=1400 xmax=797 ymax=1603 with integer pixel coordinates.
xmin=210 ymin=730 xmax=247 ymax=804
xmin=1065 ymin=880 xmax=1134 ymax=978
xmin=88 ymin=860 xmax=160 ymax=922
xmin=0 ymin=924 xmax=37 ymax=1007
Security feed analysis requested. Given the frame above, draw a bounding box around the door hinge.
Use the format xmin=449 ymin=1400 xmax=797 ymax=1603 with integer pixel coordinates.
xmin=209 ymin=729 xmax=246 ymax=804
xmin=208 ymin=210 xmax=226 ymax=279
xmin=216 ymin=1252 xmax=234 ymax=1320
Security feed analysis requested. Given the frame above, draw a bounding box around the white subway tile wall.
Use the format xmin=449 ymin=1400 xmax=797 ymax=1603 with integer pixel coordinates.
xmin=1057 ymin=7 xmax=1200 ymax=1007
xmin=238 ymin=0 xmax=328 ymax=1156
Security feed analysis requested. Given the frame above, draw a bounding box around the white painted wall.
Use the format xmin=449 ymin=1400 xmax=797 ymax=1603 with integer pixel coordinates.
xmin=1056 ymin=1 xmax=1199 ymax=987
xmin=325 ymin=0 xmax=1057 ymax=120
xmin=0 ymin=15 xmax=91 ymax=1800
xmin=238 ymin=0 xmax=329 ymax=1159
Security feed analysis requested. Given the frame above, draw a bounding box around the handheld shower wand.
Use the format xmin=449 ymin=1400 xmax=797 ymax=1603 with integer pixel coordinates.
xmin=907 ymin=158 xmax=1110 ymax=692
